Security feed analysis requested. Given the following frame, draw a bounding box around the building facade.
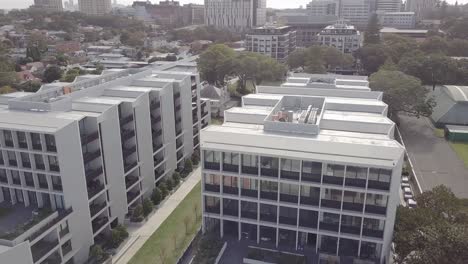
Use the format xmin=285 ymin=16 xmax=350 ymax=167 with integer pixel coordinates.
xmin=306 ymin=0 xmax=340 ymax=16
xmin=377 ymin=11 xmax=416 ymax=29
xmin=78 ymin=0 xmax=112 ymax=15
xmin=405 ymin=0 xmax=437 ymax=20
xmin=33 ymin=0 xmax=63 ymax=11
xmin=339 ymin=0 xmax=376 ymax=27
xmin=376 ymin=0 xmax=402 ymax=12
xmin=245 ymin=26 xmax=297 ymax=62
xmin=317 ymin=21 xmax=362 ymax=53
xmin=200 ymin=73 xmax=404 ymax=264
xmin=0 ymin=57 xmax=210 ymax=264
xmin=204 ymin=0 xmax=267 ymax=31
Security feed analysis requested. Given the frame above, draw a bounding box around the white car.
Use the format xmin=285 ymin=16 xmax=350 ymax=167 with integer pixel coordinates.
xmin=403 ymin=187 xmax=412 ymax=195
xmin=404 ymin=193 xmax=413 ymax=200
xmin=401 ymin=182 xmax=410 ymax=188
xmin=407 ymin=199 xmax=417 ymax=208
xmin=401 ymin=176 xmax=409 ymax=183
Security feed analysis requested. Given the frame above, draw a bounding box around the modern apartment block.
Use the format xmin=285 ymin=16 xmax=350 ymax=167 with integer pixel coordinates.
xmin=204 ymin=0 xmax=267 ymax=31
xmin=33 ymin=0 xmax=64 ymax=11
xmin=317 ymin=21 xmax=362 ymax=53
xmin=245 ymin=26 xmax=297 ymax=62
xmin=377 ymin=11 xmax=416 ymax=29
xmin=0 ymin=58 xmax=210 ymax=264
xmin=201 ymin=73 xmax=404 ymax=264
xmin=78 ymin=0 xmax=112 ymax=15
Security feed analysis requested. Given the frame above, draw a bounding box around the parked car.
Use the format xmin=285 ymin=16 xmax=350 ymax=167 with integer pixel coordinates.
xmin=401 ymin=176 xmax=409 ymax=183
xmin=401 ymin=182 xmax=410 ymax=188
xmin=407 ymin=198 xmax=417 ymax=208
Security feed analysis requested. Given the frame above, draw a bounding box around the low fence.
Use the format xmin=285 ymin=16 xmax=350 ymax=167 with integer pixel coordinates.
xmin=214 ymin=242 xmax=227 ymax=264
xmin=176 ymin=228 xmax=202 ymax=264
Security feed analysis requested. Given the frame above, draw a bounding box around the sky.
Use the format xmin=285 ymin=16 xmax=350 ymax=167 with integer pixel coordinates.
xmin=2 ymin=0 xmax=467 ymax=10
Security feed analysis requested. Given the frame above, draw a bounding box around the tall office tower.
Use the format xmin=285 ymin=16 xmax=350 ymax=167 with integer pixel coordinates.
xmin=204 ymin=0 xmax=267 ymax=31
xmin=245 ymin=26 xmax=297 ymax=62
xmin=405 ymin=0 xmax=437 ymax=20
xmin=306 ymin=0 xmax=340 ymax=16
xmin=79 ymin=0 xmax=112 ymax=15
xmin=376 ymin=0 xmax=402 ymax=12
xmin=201 ymin=74 xmax=404 ymax=264
xmin=339 ymin=0 xmax=375 ymax=27
xmin=33 ymin=0 xmax=63 ymax=11
xmin=0 ymin=58 xmax=210 ymax=264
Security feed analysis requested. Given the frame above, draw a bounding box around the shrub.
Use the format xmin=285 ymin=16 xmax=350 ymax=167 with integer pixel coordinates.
xmin=173 ymin=172 xmax=181 ymax=186
xmin=191 ymin=152 xmax=200 ymax=166
xmin=90 ymin=245 xmax=108 ymax=261
xmin=184 ymin=159 xmax=193 ymax=174
xmin=151 ymin=187 xmax=162 ymax=205
xmin=132 ymin=204 xmax=144 ymax=222
xmin=111 ymin=229 xmax=123 ymax=248
xmin=166 ymin=178 xmax=174 ymax=191
xmin=142 ymin=198 xmax=154 ymax=217
xmin=159 ymin=182 xmax=168 ymax=198
xmin=115 ymin=224 xmax=128 ymax=239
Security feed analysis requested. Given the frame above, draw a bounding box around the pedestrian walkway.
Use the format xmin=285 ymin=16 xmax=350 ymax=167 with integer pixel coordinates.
xmin=113 ymin=167 xmax=201 ymax=264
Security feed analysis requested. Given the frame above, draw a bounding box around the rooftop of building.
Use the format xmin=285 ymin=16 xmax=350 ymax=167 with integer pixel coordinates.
xmin=442 ymin=85 xmax=468 ymax=102
xmin=201 ymin=73 xmax=404 ymax=165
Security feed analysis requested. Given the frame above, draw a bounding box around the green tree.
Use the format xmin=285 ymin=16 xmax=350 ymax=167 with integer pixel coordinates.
xmin=355 ymin=44 xmax=388 ymax=74
xmin=172 ymin=172 xmax=181 ymax=186
xmin=43 ymin=66 xmax=63 ymax=83
xmin=184 ymin=159 xmax=193 ymax=174
xmin=447 ymin=39 xmax=468 ymax=57
xmin=364 ymin=14 xmax=381 ymax=45
xmin=382 ymin=34 xmax=418 ymax=64
xmin=132 ymin=204 xmax=144 ymax=222
xmin=0 ymin=86 xmax=15 ymax=95
xmin=197 ymin=44 xmax=236 ymax=86
xmin=394 ymin=185 xmax=468 ymax=264
xmin=151 ymin=187 xmax=162 ymax=205
xmin=165 ymin=178 xmax=174 ymax=191
xmin=142 ymin=198 xmax=153 ymax=217
xmin=446 ymin=16 xmax=468 ymax=39
xmin=420 ymin=36 xmax=449 ymax=54
xmin=287 ymin=49 xmax=307 ymax=69
xmin=191 ymin=151 xmax=200 ymax=166
xmin=90 ymin=245 xmax=107 ymax=261
xmin=159 ymin=182 xmax=168 ymax=198
xmin=369 ymin=70 xmax=435 ymax=117
xmin=17 ymin=81 xmax=42 ymax=92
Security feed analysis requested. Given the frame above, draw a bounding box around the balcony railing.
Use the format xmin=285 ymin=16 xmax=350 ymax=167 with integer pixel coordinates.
xmin=223 ymin=163 xmax=239 ymax=173
xmin=86 ymin=167 xmax=103 ymax=181
xmin=279 ymin=216 xmax=297 ymax=226
xmin=150 ymin=101 xmax=161 ymax=110
xmin=92 ymin=217 xmax=108 ymax=234
xmin=342 ymin=202 xmax=364 ymax=212
xmin=241 ymin=189 xmax=258 ymax=198
xmin=204 ymin=161 xmax=220 ymax=171
xmin=260 ymin=191 xmax=277 ymax=201
xmin=261 ymin=168 xmax=278 ymax=178
xmin=320 ymin=222 xmax=339 ymax=232
xmin=90 ymin=202 xmax=106 ymax=217
xmin=120 ymin=114 xmax=134 ymax=126
xmin=241 ymin=210 xmax=257 ymax=220
xmin=362 ymin=228 xmax=384 ymax=238
xmin=204 ymin=184 xmax=220 ymax=193
xmin=87 ymin=181 xmax=104 ymax=199
xmin=341 ymin=225 xmax=361 ymax=235
xmin=367 ymin=180 xmax=390 ymax=191
xmin=124 ymin=161 xmax=138 ymax=173
xmin=29 ymin=208 xmax=73 ymax=242
xmin=323 ymin=175 xmax=344 ymax=186
xmin=121 ymin=129 xmax=135 ymax=141
xmin=205 ymin=206 xmax=220 ymax=214
xmin=321 ymin=199 xmax=341 ymax=209
xmin=223 ymin=186 xmax=238 ymax=195
xmin=300 ymin=196 xmax=320 ymax=206
xmin=242 ymin=166 xmax=258 ymax=175
xmin=345 ymin=178 xmax=367 ymax=188
xmin=83 ymin=149 xmax=101 ymax=164
xmin=281 ymin=170 xmax=300 ymax=181
xmin=302 ymin=172 xmax=322 ymax=183
xmin=365 ymin=205 xmax=387 ymax=215
xmin=280 ymin=193 xmax=298 ymax=204
xmin=81 ymin=131 xmax=99 ymax=145
xmin=32 ymin=239 xmax=59 ymax=263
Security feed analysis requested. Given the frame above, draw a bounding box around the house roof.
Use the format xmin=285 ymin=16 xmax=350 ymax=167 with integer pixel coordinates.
xmin=200 ymin=84 xmax=222 ymax=99
xmin=444 ymin=85 xmax=468 ymax=102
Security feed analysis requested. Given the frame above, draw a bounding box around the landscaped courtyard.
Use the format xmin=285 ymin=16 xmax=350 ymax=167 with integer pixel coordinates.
xmin=128 ymin=182 xmax=202 ymax=264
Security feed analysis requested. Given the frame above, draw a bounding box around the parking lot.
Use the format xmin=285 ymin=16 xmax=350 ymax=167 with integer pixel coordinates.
xmin=398 ymin=114 xmax=468 ymax=198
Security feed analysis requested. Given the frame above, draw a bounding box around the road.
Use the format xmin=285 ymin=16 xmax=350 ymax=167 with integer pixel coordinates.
xmin=398 ymin=114 xmax=468 ymax=198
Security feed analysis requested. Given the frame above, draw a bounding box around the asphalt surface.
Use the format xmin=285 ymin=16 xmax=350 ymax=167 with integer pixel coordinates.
xmin=398 ymin=114 xmax=468 ymax=198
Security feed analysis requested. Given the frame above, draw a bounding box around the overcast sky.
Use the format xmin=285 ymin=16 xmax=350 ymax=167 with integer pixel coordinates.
xmin=2 ymin=0 xmax=467 ymax=10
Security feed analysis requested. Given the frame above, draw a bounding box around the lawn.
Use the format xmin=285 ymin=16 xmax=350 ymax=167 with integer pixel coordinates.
xmin=450 ymin=142 xmax=468 ymax=168
xmin=434 ymin=128 xmax=445 ymax=138
xmin=129 ymin=182 xmax=202 ymax=264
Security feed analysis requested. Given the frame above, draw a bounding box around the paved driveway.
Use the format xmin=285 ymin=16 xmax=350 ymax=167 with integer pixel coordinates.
xmin=398 ymin=114 xmax=468 ymax=198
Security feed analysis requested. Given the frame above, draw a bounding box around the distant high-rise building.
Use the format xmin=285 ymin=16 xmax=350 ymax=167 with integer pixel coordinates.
xmin=204 ymin=0 xmax=267 ymax=31
xmin=405 ymin=0 xmax=437 ymax=20
xmin=33 ymin=0 xmax=63 ymax=11
xmin=307 ymin=0 xmax=375 ymax=28
xmin=79 ymin=0 xmax=112 ymax=15
xmin=376 ymin=0 xmax=402 ymax=12
xmin=306 ymin=0 xmax=340 ymax=16
xmin=377 ymin=11 xmax=416 ymax=29
xmin=245 ymin=26 xmax=297 ymax=62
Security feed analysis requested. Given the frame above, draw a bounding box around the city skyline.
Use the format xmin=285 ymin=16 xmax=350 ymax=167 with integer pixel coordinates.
xmin=3 ymin=0 xmax=467 ymax=10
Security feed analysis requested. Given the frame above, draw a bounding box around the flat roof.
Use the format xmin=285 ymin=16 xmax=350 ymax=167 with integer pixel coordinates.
xmin=444 ymin=85 xmax=468 ymax=102
xmin=446 ymin=125 xmax=468 ymax=133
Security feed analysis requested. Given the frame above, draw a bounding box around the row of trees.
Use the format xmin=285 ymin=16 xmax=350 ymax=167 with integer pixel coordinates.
xmin=287 ymin=45 xmax=354 ymax=73
xmin=197 ymin=44 xmax=287 ymax=94
xmin=168 ymin=26 xmax=241 ymax=44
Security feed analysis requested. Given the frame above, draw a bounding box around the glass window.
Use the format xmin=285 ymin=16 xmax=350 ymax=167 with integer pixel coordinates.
xmin=260 ymin=156 xmax=279 ymax=177
xmin=241 ymin=154 xmax=258 ymax=175
xmin=325 ymin=164 xmax=345 ymax=177
xmin=204 ymin=196 xmax=220 ymax=214
xmin=320 ymin=235 xmax=338 ymax=254
xmin=279 ymin=206 xmax=297 ymax=226
xmin=31 ymin=133 xmax=42 ymax=150
xmin=280 ymin=183 xmax=299 ymax=203
xmin=48 ymin=156 xmax=60 ymax=172
xmin=223 ymin=198 xmax=238 ymax=216
xmin=341 ymin=215 xmax=362 ymax=235
xmin=302 ymin=161 xmax=322 ymax=182
xmin=346 ymin=166 xmax=367 ymax=180
xmin=369 ymin=168 xmax=391 ymax=183
xmin=241 ymin=201 xmax=257 ymax=220
xmin=17 ymin=132 xmax=27 ymax=148
xmin=11 ymin=171 xmax=20 ymax=185
xmin=3 ymin=130 xmax=13 ymax=146
xmin=280 ymin=158 xmax=300 ymax=180
xmin=260 ymin=203 xmax=277 ymax=223
xmin=45 ymin=134 xmax=56 ymax=152
xmin=360 ymin=242 xmax=382 ymax=260
xmin=240 ymin=178 xmax=258 ymax=198
xmin=7 ymin=151 xmax=17 ymax=166
xmin=223 ymin=152 xmax=239 ymax=165
xmin=365 ymin=193 xmax=388 ymax=207
xmin=204 ymin=150 xmax=220 ymax=163
xmin=260 ymin=180 xmax=278 ymax=201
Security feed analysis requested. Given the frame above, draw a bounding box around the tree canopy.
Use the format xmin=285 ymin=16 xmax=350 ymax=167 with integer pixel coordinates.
xmin=364 ymin=14 xmax=381 ymax=45
xmin=287 ymin=46 xmax=354 ymax=73
xmin=43 ymin=66 xmax=63 ymax=83
xmin=394 ymin=185 xmax=468 ymax=264
xmin=369 ymin=70 xmax=435 ymax=117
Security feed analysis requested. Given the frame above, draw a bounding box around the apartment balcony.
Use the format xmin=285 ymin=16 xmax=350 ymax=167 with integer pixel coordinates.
xmin=8 ymin=159 xmax=17 ymax=167
xmin=32 ymin=142 xmax=42 ymax=150
xmin=300 ymin=196 xmax=320 ymax=206
xmin=87 ymin=181 xmax=104 ymax=199
xmin=341 ymin=225 xmax=361 ymax=235
xmin=280 ymin=171 xmax=300 ymax=181
xmin=280 ymin=193 xmax=298 ymax=204
xmin=154 ymin=156 xmax=164 ymax=167
xmin=241 ymin=189 xmax=258 ymax=198
xmin=61 ymin=242 xmax=72 ymax=257
xmin=4 ymin=140 xmax=13 ymax=147
xmin=222 ymin=163 xmax=238 ymax=173
xmin=260 ymin=191 xmax=277 ymax=201
xmin=242 ymin=166 xmax=258 ymax=175
xmin=155 ymin=169 xmax=165 ymax=181
xmin=121 ymin=129 xmax=136 ymax=142
xmin=46 ymin=144 xmax=57 ymax=152
xmin=83 ymin=149 xmax=101 ymax=164
xmin=345 ymin=178 xmax=367 ymax=188
xmin=362 ymin=228 xmax=384 ymax=238
xmin=176 ymin=139 xmax=183 ymax=149
xmin=321 ymin=199 xmax=341 ymax=209
xmin=320 ymin=222 xmax=339 ymax=232
xmin=22 ymin=161 xmax=31 ymax=168
xmin=152 ymin=127 xmax=163 ymax=137
xmin=204 ymin=184 xmax=220 ymax=193
xmin=260 ymin=213 xmax=277 ymax=223
xmin=150 ymin=101 xmax=161 ymax=110
xmin=192 ymin=96 xmax=197 ymax=103
xmin=52 ymin=183 xmax=62 ymax=191
xmin=322 ymin=175 xmax=344 ymax=186
xmin=342 ymin=202 xmax=364 ymax=212
xmin=125 ymin=176 xmax=139 ymax=189
xmin=18 ymin=141 xmax=28 ymax=149
xmin=126 ymin=190 xmax=141 ymax=204
xmin=223 ymin=207 xmax=238 ymax=217
xmin=31 ymin=239 xmax=59 ymax=263
xmin=261 ymin=168 xmax=278 ymax=178
xmin=36 ymin=163 xmax=46 ymax=170
xmin=153 ymin=142 xmax=163 ymax=153
xmin=241 ymin=210 xmax=257 ymax=220
xmin=367 ymin=180 xmax=390 ymax=191
xmin=90 ymin=202 xmax=107 ymax=218
xmin=120 ymin=114 xmax=134 ymax=126
xmin=92 ymin=216 xmax=109 ymax=234
xmin=124 ymin=161 xmax=138 ymax=173
xmin=365 ymin=205 xmax=387 ymax=215
xmin=176 ymin=151 xmax=183 ymax=161
xmin=59 ymin=225 xmax=69 ymax=239
xmin=81 ymin=131 xmax=99 ymax=145
xmin=193 ymin=137 xmax=200 ymax=146
xmin=223 ymin=186 xmax=239 ymax=195
xmin=38 ymin=180 xmax=48 ymax=189
xmin=201 ymin=122 xmax=208 ymax=129
xmin=193 ymin=115 xmax=199 ymax=123
xmin=205 ymin=206 xmax=220 ymax=214
xmin=25 ymin=179 xmax=34 ymax=187
xmin=279 ymin=216 xmax=297 ymax=226
xmin=86 ymin=167 xmax=103 ymax=182
xmin=175 ymin=127 xmax=183 ymax=136
xmin=123 ymin=145 xmax=137 ymax=158
xmin=204 ymin=161 xmax=220 ymax=171
xmin=299 ymin=218 xmax=317 ymax=229
xmin=201 ymin=110 xmax=209 ymax=119
xmin=49 ymin=164 xmax=60 ymax=172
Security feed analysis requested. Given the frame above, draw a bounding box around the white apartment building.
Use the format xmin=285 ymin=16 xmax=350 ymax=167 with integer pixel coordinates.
xmin=200 ymin=73 xmax=404 ymax=264
xmin=245 ymin=26 xmax=297 ymax=62
xmin=377 ymin=11 xmax=416 ymax=29
xmin=376 ymin=0 xmax=402 ymax=12
xmin=78 ymin=0 xmax=112 ymax=15
xmin=306 ymin=0 xmax=340 ymax=16
xmin=204 ymin=0 xmax=267 ymax=31
xmin=0 ymin=58 xmax=210 ymax=264
xmin=317 ymin=21 xmax=362 ymax=53
xmin=405 ymin=0 xmax=437 ymax=20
